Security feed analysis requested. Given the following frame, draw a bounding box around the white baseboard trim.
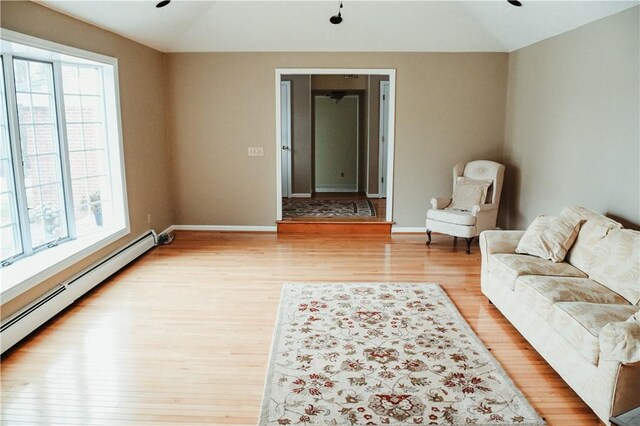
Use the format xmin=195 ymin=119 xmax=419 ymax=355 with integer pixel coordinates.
xmin=289 ymin=193 xmax=312 ymax=198
xmin=1 ymin=231 xmax=155 ymax=354
xmin=392 ymin=226 xmax=427 ymax=233
xmin=315 ymin=185 xmax=358 ymax=193
xmin=157 ymin=225 xmax=175 ymax=236
xmin=366 ymin=192 xmax=381 ymax=198
xmin=173 ymin=225 xmax=277 ymax=232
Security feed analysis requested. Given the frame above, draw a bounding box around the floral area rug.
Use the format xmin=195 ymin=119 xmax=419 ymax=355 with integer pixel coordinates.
xmin=282 ymin=199 xmax=376 ymax=218
xmin=260 ymin=283 xmax=544 ymax=425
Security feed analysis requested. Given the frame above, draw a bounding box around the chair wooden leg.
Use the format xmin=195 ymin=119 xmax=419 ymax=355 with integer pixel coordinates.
xmin=465 ymin=237 xmax=473 ymax=254
xmin=426 ymin=230 xmax=432 ymax=245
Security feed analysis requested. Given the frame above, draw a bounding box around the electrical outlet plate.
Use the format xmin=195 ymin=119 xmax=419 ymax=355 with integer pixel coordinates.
xmin=248 ymin=147 xmax=264 ymax=157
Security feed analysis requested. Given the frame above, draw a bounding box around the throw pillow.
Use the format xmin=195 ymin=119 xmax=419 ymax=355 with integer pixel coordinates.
xmin=446 ymin=177 xmax=492 ymax=211
xmin=516 ymin=213 xmax=584 ymax=263
xmin=588 ymin=228 xmax=640 ymax=305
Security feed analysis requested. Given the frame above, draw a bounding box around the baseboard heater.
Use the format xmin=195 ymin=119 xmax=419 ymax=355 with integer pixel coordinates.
xmin=1 ymin=231 xmax=157 ymax=354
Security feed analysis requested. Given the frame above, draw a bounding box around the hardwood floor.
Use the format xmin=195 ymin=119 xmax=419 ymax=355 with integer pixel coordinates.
xmin=0 ymin=232 xmax=601 ymax=425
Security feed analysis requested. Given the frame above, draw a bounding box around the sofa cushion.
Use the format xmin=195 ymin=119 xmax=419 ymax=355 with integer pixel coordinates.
xmin=516 ymin=213 xmax=583 ymax=263
xmin=589 ymin=228 xmax=640 ymax=305
xmin=564 ymin=206 xmax=622 ymax=274
xmin=488 ymin=253 xmax=587 ymax=291
xmin=514 ymin=276 xmax=630 ymax=320
xmin=427 ymin=208 xmax=476 ymax=226
xmin=552 ymin=302 xmax=639 ymax=364
xmin=599 ymin=312 xmax=640 ymax=363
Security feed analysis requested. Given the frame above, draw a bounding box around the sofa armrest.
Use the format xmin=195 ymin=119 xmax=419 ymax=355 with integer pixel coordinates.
xmin=479 ymin=230 xmax=525 ymax=257
xmin=430 ymin=197 xmax=452 ymax=210
xmin=599 ymin=317 xmax=640 ymax=364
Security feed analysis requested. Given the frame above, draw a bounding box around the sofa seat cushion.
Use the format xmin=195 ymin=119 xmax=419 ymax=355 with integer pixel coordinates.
xmin=488 ymin=253 xmax=587 ymax=291
xmin=427 ymin=209 xmax=476 ymax=226
xmin=514 ymin=276 xmax=630 ymax=320
xmin=552 ymin=302 xmax=639 ymax=364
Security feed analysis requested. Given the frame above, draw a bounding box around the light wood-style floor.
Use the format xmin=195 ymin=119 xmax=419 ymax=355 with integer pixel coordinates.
xmin=0 ymin=232 xmax=601 ymax=425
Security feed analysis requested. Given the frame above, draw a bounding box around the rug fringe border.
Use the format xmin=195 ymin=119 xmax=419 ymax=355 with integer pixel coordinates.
xmin=258 ymin=283 xmax=290 ymax=425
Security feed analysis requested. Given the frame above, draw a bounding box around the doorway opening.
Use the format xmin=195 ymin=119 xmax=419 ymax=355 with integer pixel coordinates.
xmin=275 ymin=69 xmax=396 ymax=226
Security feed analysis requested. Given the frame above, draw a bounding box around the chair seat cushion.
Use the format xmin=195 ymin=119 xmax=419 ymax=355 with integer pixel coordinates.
xmin=488 ymin=253 xmax=587 ymax=291
xmin=552 ymin=302 xmax=639 ymax=364
xmin=514 ymin=276 xmax=630 ymax=320
xmin=427 ymin=208 xmax=476 ymax=226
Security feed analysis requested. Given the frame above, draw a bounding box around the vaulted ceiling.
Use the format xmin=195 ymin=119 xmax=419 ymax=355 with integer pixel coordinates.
xmin=37 ymin=1 xmax=638 ymax=53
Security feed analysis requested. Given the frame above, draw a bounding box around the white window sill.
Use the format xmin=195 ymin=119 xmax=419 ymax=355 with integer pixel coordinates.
xmin=1 ymin=226 xmax=130 ymax=304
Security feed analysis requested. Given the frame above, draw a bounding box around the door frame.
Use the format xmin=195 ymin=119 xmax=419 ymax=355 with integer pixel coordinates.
xmin=275 ymin=68 xmax=397 ymax=222
xmin=280 ymin=80 xmax=292 ymax=197
xmin=378 ymin=81 xmax=390 ymax=198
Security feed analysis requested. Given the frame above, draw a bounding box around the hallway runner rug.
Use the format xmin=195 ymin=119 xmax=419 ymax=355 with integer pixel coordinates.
xmin=259 ymin=283 xmax=545 ymax=425
xmin=282 ymin=199 xmax=376 ymax=218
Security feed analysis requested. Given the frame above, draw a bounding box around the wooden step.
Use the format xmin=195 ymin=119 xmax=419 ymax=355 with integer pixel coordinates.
xmin=276 ymin=220 xmax=393 ymax=234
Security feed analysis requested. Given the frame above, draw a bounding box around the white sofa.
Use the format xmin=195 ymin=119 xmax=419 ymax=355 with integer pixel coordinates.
xmin=480 ymin=206 xmax=640 ymax=424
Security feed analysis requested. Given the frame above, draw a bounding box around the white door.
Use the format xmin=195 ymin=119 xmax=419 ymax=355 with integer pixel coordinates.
xmin=379 ymin=81 xmax=390 ymax=198
xmin=280 ymin=81 xmax=292 ymax=197
xmin=314 ymin=95 xmax=359 ymax=192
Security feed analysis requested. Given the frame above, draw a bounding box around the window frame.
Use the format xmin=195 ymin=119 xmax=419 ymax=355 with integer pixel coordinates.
xmin=5 ymin=55 xmax=74 ymax=257
xmin=0 ymin=29 xmax=130 ymax=303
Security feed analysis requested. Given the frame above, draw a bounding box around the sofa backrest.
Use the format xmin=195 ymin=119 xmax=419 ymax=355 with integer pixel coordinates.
xmin=587 ymin=228 xmax=640 ymax=306
xmin=564 ymin=206 xmax=622 ymax=275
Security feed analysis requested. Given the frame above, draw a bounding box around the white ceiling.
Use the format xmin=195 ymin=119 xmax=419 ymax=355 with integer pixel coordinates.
xmin=37 ymin=0 xmax=639 ymax=53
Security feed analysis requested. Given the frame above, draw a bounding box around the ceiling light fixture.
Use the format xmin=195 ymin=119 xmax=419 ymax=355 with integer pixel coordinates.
xmin=507 ymin=0 xmax=523 ymax=6
xmin=328 ymin=91 xmax=346 ymax=102
xmin=156 ymin=0 xmax=171 ymax=8
xmin=330 ymin=1 xmax=343 ymax=25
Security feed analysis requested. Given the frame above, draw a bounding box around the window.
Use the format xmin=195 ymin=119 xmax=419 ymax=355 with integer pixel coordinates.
xmin=0 ymin=60 xmax=21 ymax=260
xmin=0 ymin=31 xmax=128 ymax=295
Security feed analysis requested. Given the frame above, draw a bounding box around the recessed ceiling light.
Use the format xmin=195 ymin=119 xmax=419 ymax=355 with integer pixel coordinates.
xmin=156 ymin=0 xmax=171 ymax=8
xmin=508 ymin=0 xmax=523 ymax=6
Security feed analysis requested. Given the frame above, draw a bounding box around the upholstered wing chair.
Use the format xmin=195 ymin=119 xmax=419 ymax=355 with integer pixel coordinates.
xmin=426 ymin=160 xmax=505 ymax=254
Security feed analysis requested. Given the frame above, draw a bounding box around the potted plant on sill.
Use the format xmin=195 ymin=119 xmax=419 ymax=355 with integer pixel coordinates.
xmin=90 ymin=190 xmax=103 ymax=226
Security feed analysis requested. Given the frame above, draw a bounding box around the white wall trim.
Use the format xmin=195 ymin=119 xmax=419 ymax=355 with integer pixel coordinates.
xmin=0 ymin=28 xmax=119 ymax=65
xmin=1 ymin=231 xmax=155 ymax=354
xmin=157 ymin=225 xmax=175 ymax=236
xmin=315 ymin=184 xmax=358 ymax=192
xmin=173 ymin=225 xmax=277 ymax=232
xmin=290 ymin=193 xmax=312 ymax=198
xmin=392 ymin=226 xmax=427 ymax=233
xmin=366 ymin=192 xmax=381 ymax=198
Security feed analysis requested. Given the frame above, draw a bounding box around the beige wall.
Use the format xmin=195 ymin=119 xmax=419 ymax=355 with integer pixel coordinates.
xmin=502 ymin=7 xmax=640 ymax=229
xmin=0 ymin=2 xmax=173 ymax=319
xmin=166 ymin=52 xmax=508 ymax=226
xmin=282 ymin=75 xmax=312 ymax=194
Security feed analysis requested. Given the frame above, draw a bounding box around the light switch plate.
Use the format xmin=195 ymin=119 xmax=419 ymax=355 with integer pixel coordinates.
xmin=248 ymin=147 xmax=264 ymax=157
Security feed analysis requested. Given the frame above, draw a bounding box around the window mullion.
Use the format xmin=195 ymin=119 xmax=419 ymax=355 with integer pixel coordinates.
xmin=3 ymin=54 xmax=33 ymax=257
xmin=52 ymin=61 xmax=76 ymax=240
